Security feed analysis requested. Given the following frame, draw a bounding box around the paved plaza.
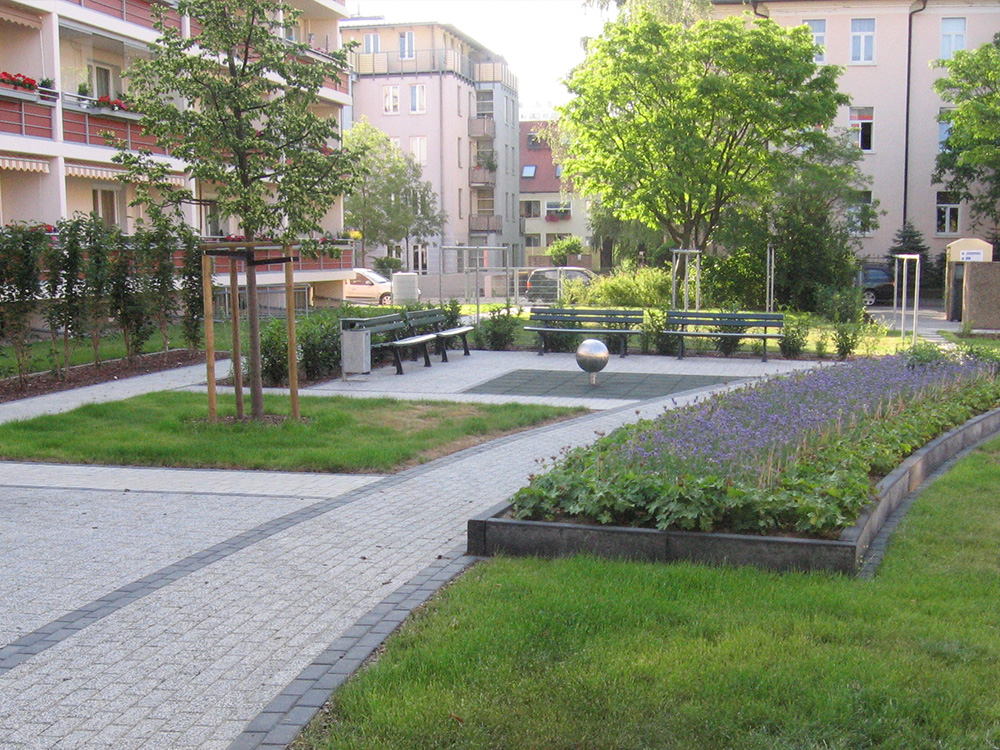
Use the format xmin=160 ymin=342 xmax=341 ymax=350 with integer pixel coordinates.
xmin=0 ymin=327 xmax=935 ymax=750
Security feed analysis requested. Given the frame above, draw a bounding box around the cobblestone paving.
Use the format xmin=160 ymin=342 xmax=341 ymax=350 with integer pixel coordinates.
xmin=0 ymin=352 xmax=815 ymax=750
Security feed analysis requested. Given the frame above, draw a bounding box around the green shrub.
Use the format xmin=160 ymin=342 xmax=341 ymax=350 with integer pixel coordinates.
xmin=546 ymin=236 xmax=583 ymax=267
xmin=373 ymin=256 xmax=402 ymax=276
xmin=297 ymin=314 xmax=341 ymax=380
xmin=714 ymin=325 xmax=746 ymax=357
xmin=833 ymin=322 xmax=861 ymax=359
xmin=642 ymin=308 xmax=679 ymax=355
xmin=815 ymin=329 xmax=830 ymax=359
xmin=258 ymin=318 xmax=288 ymax=386
xmin=583 ymin=265 xmax=672 ymax=308
xmin=778 ymin=316 xmax=809 ymax=359
xmin=474 ymin=303 xmax=520 ymax=350
xmin=816 ymin=285 xmax=864 ymax=324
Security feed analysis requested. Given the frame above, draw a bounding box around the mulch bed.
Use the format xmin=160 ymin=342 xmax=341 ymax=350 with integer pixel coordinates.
xmin=0 ymin=350 xmax=217 ymax=405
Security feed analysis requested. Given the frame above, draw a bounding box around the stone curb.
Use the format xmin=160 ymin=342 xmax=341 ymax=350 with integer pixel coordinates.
xmin=468 ymin=405 xmax=1000 ymax=574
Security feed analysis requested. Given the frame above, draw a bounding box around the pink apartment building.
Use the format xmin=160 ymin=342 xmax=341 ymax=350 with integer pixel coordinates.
xmin=0 ymin=0 xmax=352 ymax=237
xmin=341 ymin=20 xmax=521 ymax=275
xmin=714 ymin=0 xmax=1000 ymax=262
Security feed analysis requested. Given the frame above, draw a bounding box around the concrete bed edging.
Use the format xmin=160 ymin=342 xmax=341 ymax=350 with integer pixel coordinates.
xmin=467 ymin=405 xmax=1000 ymax=574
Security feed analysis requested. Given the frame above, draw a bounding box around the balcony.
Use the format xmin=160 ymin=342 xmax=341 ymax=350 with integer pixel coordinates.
xmin=0 ymin=88 xmax=56 ymax=139
xmin=62 ymin=96 xmax=165 ymax=154
xmin=469 ymin=214 xmax=502 ymax=232
xmin=468 ymin=116 xmax=495 ymax=139
xmin=64 ymin=0 xmax=181 ymax=30
xmin=468 ymin=166 xmax=495 ymax=187
xmin=350 ymin=49 xmax=475 ymax=80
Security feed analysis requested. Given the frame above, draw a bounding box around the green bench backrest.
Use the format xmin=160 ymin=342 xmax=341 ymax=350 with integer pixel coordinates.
xmin=529 ymin=308 xmax=644 ymax=325
xmin=405 ymin=309 xmax=447 ymax=329
xmin=667 ymin=311 xmax=784 ymax=328
xmin=341 ymin=314 xmax=409 ymax=337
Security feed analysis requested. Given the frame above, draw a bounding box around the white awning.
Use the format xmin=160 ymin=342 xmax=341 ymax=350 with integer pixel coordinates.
xmin=65 ymin=163 xmax=187 ymax=186
xmin=0 ymin=6 xmax=42 ymax=29
xmin=0 ymin=154 xmax=49 ymax=173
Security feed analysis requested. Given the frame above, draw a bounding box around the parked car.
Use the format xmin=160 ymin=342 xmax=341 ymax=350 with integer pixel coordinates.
xmin=524 ymin=267 xmax=596 ymax=303
xmin=344 ymin=268 xmax=393 ymax=305
xmin=857 ymin=265 xmax=895 ymax=307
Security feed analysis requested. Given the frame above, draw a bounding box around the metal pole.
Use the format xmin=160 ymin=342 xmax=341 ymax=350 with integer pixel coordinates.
xmin=201 ymin=254 xmax=217 ymax=422
xmin=912 ymin=256 xmax=921 ymax=346
xmin=671 ymin=250 xmax=678 ymax=310
xmin=695 ymin=252 xmax=702 ymax=311
xmin=900 ymin=258 xmax=909 ymax=342
xmin=284 ymin=253 xmax=300 ymax=420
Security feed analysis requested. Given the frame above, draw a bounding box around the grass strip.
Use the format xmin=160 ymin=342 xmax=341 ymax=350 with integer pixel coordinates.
xmin=298 ymin=436 xmax=1000 ymax=750
xmin=0 ymin=392 xmax=584 ymax=473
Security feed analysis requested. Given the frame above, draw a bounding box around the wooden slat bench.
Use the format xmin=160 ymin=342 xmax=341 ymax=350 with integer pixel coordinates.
xmin=341 ymin=313 xmax=437 ymax=375
xmin=524 ymin=307 xmax=645 ymax=357
xmin=404 ymin=309 xmax=475 ymax=363
xmin=665 ymin=310 xmax=784 ymax=362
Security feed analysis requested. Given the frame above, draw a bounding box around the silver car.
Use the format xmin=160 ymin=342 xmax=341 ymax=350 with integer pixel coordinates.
xmin=345 ymin=268 xmax=393 ymax=305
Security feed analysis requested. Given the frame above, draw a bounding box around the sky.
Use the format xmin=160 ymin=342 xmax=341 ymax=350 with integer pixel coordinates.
xmin=344 ymin=0 xmax=614 ymax=118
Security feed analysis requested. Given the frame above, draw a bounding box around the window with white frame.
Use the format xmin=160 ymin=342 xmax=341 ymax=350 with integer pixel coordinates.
xmin=88 ymin=62 xmax=120 ymax=99
xmin=458 ymin=188 xmax=463 ymax=219
xmin=936 ymin=192 xmax=960 ymax=235
xmin=363 ymin=33 xmax=380 ymax=54
xmin=92 ymin=188 xmax=122 ymax=229
xmin=522 ymin=165 xmax=537 ymax=178
xmin=457 ymin=137 xmax=462 ymax=168
xmin=389 ymin=137 xmax=401 ymax=149
xmin=850 ymin=107 xmax=874 ymax=151
xmin=524 ymin=234 xmax=541 ymax=247
xmin=850 ymin=19 xmax=875 ymax=63
xmin=383 ymin=85 xmax=399 ymax=114
xmin=520 ymin=200 xmax=540 ymax=218
xmin=848 ymin=190 xmax=873 ymax=235
xmin=545 ymin=200 xmax=571 ymax=219
xmin=938 ymin=107 xmax=953 ymax=151
xmin=941 ymin=18 xmax=966 ymax=60
xmin=804 ymin=20 xmax=826 ymax=63
xmin=399 ymin=31 xmax=414 ymax=60
xmin=410 ymin=84 xmax=426 ymax=113
xmin=477 ymin=190 xmax=495 ymax=215
xmin=409 ymin=136 xmax=426 ymax=164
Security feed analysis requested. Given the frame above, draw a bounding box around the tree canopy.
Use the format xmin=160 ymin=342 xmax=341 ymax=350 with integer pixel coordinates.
xmin=343 ymin=120 xmax=445 ymax=267
xmin=120 ymin=0 xmax=359 ymax=240
xmin=559 ymin=12 xmax=848 ymax=252
xmin=934 ymin=33 xmax=1000 ymax=231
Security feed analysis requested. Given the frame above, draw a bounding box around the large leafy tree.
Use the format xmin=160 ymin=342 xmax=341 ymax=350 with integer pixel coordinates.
xmin=344 ymin=120 xmax=444 ymax=268
xmin=122 ymin=0 xmax=358 ymax=241
xmin=934 ymin=33 xmax=1000 ymax=231
xmin=585 ymin=0 xmax=710 ymax=27
xmin=559 ymin=12 xmax=847 ymax=253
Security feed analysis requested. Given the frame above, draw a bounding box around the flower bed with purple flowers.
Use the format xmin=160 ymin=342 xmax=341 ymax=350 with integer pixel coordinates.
xmin=511 ymin=352 xmax=1000 ymax=537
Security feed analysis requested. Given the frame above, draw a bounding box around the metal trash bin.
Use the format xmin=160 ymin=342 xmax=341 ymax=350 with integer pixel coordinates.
xmin=341 ymin=321 xmax=371 ymax=379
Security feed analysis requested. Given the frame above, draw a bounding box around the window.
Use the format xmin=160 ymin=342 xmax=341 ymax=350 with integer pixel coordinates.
xmin=88 ymin=62 xmax=119 ymax=99
xmin=201 ymin=200 xmax=222 ymax=237
xmin=805 ymin=20 xmax=826 ymax=63
xmin=399 ymin=31 xmax=414 ymax=60
xmin=476 ymin=90 xmax=493 ymax=117
xmin=526 ymin=134 xmax=543 ymax=149
xmin=941 ymin=18 xmax=965 ymax=60
xmin=848 ymin=190 xmax=873 ymax=235
xmin=545 ymin=200 xmax=571 ymax=220
xmin=457 ymin=137 xmax=462 ymax=168
xmin=520 ymin=200 xmax=541 ymax=218
xmin=554 ymin=165 xmax=563 ymax=178
xmin=458 ymin=188 xmax=463 ymax=219
xmin=522 ymin=165 xmax=536 ymax=178
xmin=389 ymin=137 xmax=401 ymax=149
xmin=410 ymin=84 xmax=425 ymax=113
xmin=525 ymin=234 xmax=541 ymax=247
xmin=409 ymin=136 xmax=426 ymax=164
xmin=850 ymin=18 xmax=875 ymax=63
xmin=938 ymin=108 xmax=953 ymax=151
xmin=92 ymin=188 xmax=121 ymax=229
xmin=383 ymin=85 xmax=399 ymax=114
xmin=457 ymin=85 xmax=462 ymax=116
xmin=936 ymin=192 xmax=960 ymax=235
xmin=545 ymin=233 xmax=569 ymax=246
xmin=363 ymin=33 xmax=380 ymax=54
xmin=477 ymin=190 xmax=495 ymax=215
xmin=850 ymin=107 xmax=874 ymax=151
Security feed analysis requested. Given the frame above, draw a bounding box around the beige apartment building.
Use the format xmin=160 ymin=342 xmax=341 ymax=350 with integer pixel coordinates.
xmin=0 ymin=0 xmax=352 ymax=238
xmin=714 ymin=0 xmax=1000 ymax=261
xmin=340 ymin=19 xmax=521 ymax=275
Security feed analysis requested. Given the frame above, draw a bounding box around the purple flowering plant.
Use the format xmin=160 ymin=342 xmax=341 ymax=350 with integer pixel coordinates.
xmin=511 ymin=352 xmax=1000 ymax=536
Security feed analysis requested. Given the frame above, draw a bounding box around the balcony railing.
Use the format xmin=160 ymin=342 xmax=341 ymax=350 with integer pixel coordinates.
xmin=0 ymin=89 xmax=55 ymax=139
xmin=351 ymin=48 xmax=476 ymax=80
xmin=469 ymin=214 xmax=502 ymax=232
xmin=63 ymin=102 xmax=165 ymax=154
xmin=468 ymin=166 xmax=496 ymax=187
xmin=65 ymin=0 xmax=181 ymax=29
xmin=468 ymin=116 xmax=495 ymax=139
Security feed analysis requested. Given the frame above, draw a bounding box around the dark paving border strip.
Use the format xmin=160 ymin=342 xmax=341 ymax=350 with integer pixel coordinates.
xmin=226 ymin=545 xmax=475 ymax=750
xmin=0 ymin=378 xmax=747 ymax=676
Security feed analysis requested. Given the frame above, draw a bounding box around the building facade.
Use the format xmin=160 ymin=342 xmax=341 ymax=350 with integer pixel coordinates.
xmin=341 ymin=20 xmax=521 ymax=274
xmin=0 ymin=0 xmax=351 ymax=239
xmin=713 ymin=0 xmax=1000 ymax=262
xmin=518 ymin=120 xmax=594 ymax=269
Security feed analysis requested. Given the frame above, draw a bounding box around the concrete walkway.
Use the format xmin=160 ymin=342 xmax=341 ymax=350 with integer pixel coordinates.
xmin=0 ymin=352 xmax=818 ymax=750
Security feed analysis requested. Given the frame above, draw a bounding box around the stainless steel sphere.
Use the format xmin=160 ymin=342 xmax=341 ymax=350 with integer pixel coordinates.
xmin=576 ymin=339 xmax=610 ymax=374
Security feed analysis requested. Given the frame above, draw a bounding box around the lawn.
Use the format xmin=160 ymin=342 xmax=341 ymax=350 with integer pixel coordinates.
xmin=0 ymin=392 xmax=583 ymax=472
xmin=296 ymin=435 xmax=1000 ymax=750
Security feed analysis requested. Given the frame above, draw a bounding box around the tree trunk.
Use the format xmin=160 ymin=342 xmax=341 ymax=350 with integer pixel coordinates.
xmin=245 ymin=253 xmax=265 ymax=420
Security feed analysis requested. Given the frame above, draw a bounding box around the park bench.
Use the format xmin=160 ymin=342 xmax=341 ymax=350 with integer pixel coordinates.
xmin=341 ymin=312 xmax=437 ymax=375
xmin=404 ymin=308 xmax=475 ymax=362
xmin=524 ymin=307 xmax=645 ymax=357
xmin=665 ymin=310 xmax=784 ymax=362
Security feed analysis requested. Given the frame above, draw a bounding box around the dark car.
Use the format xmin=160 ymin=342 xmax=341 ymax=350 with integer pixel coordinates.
xmin=857 ymin=265 xmax=895 ymax=306
xmin=525 ymin=267 xmax=596 ymax=303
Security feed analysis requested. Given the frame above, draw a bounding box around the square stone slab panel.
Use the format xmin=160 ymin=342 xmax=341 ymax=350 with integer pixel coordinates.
xmin=463 ymin=369 xmax=750 ymax=401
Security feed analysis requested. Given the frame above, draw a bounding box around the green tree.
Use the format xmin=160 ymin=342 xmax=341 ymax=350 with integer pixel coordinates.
xmin=887 ymin=221 xmax=937 ymax=292
xmin=344 ymin=120 xmax=444 ymax=268
xmin=81 ymin=215 xmax=115 ymax=367
xmin=709 ymin=132 xmax=877 ymax=312
xmin=585 ymin=0 xmax=710 ymax=27
xmin=0 ymin=223 xmax=45 ymax=383
xmin=588 ymin=199 xmax=665 ymax=266
xmin=934 ymin=33 xmax=1000 ymax=231
xmin=546 ymin=236 xmax=584 ymax=266
xmin=118 ymin=0 xmax=360 ymax=419
xmin=45 ymin=217 xmax=86 ymax=376
xmin=559 ymin=13 xmax=847 ymax=254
